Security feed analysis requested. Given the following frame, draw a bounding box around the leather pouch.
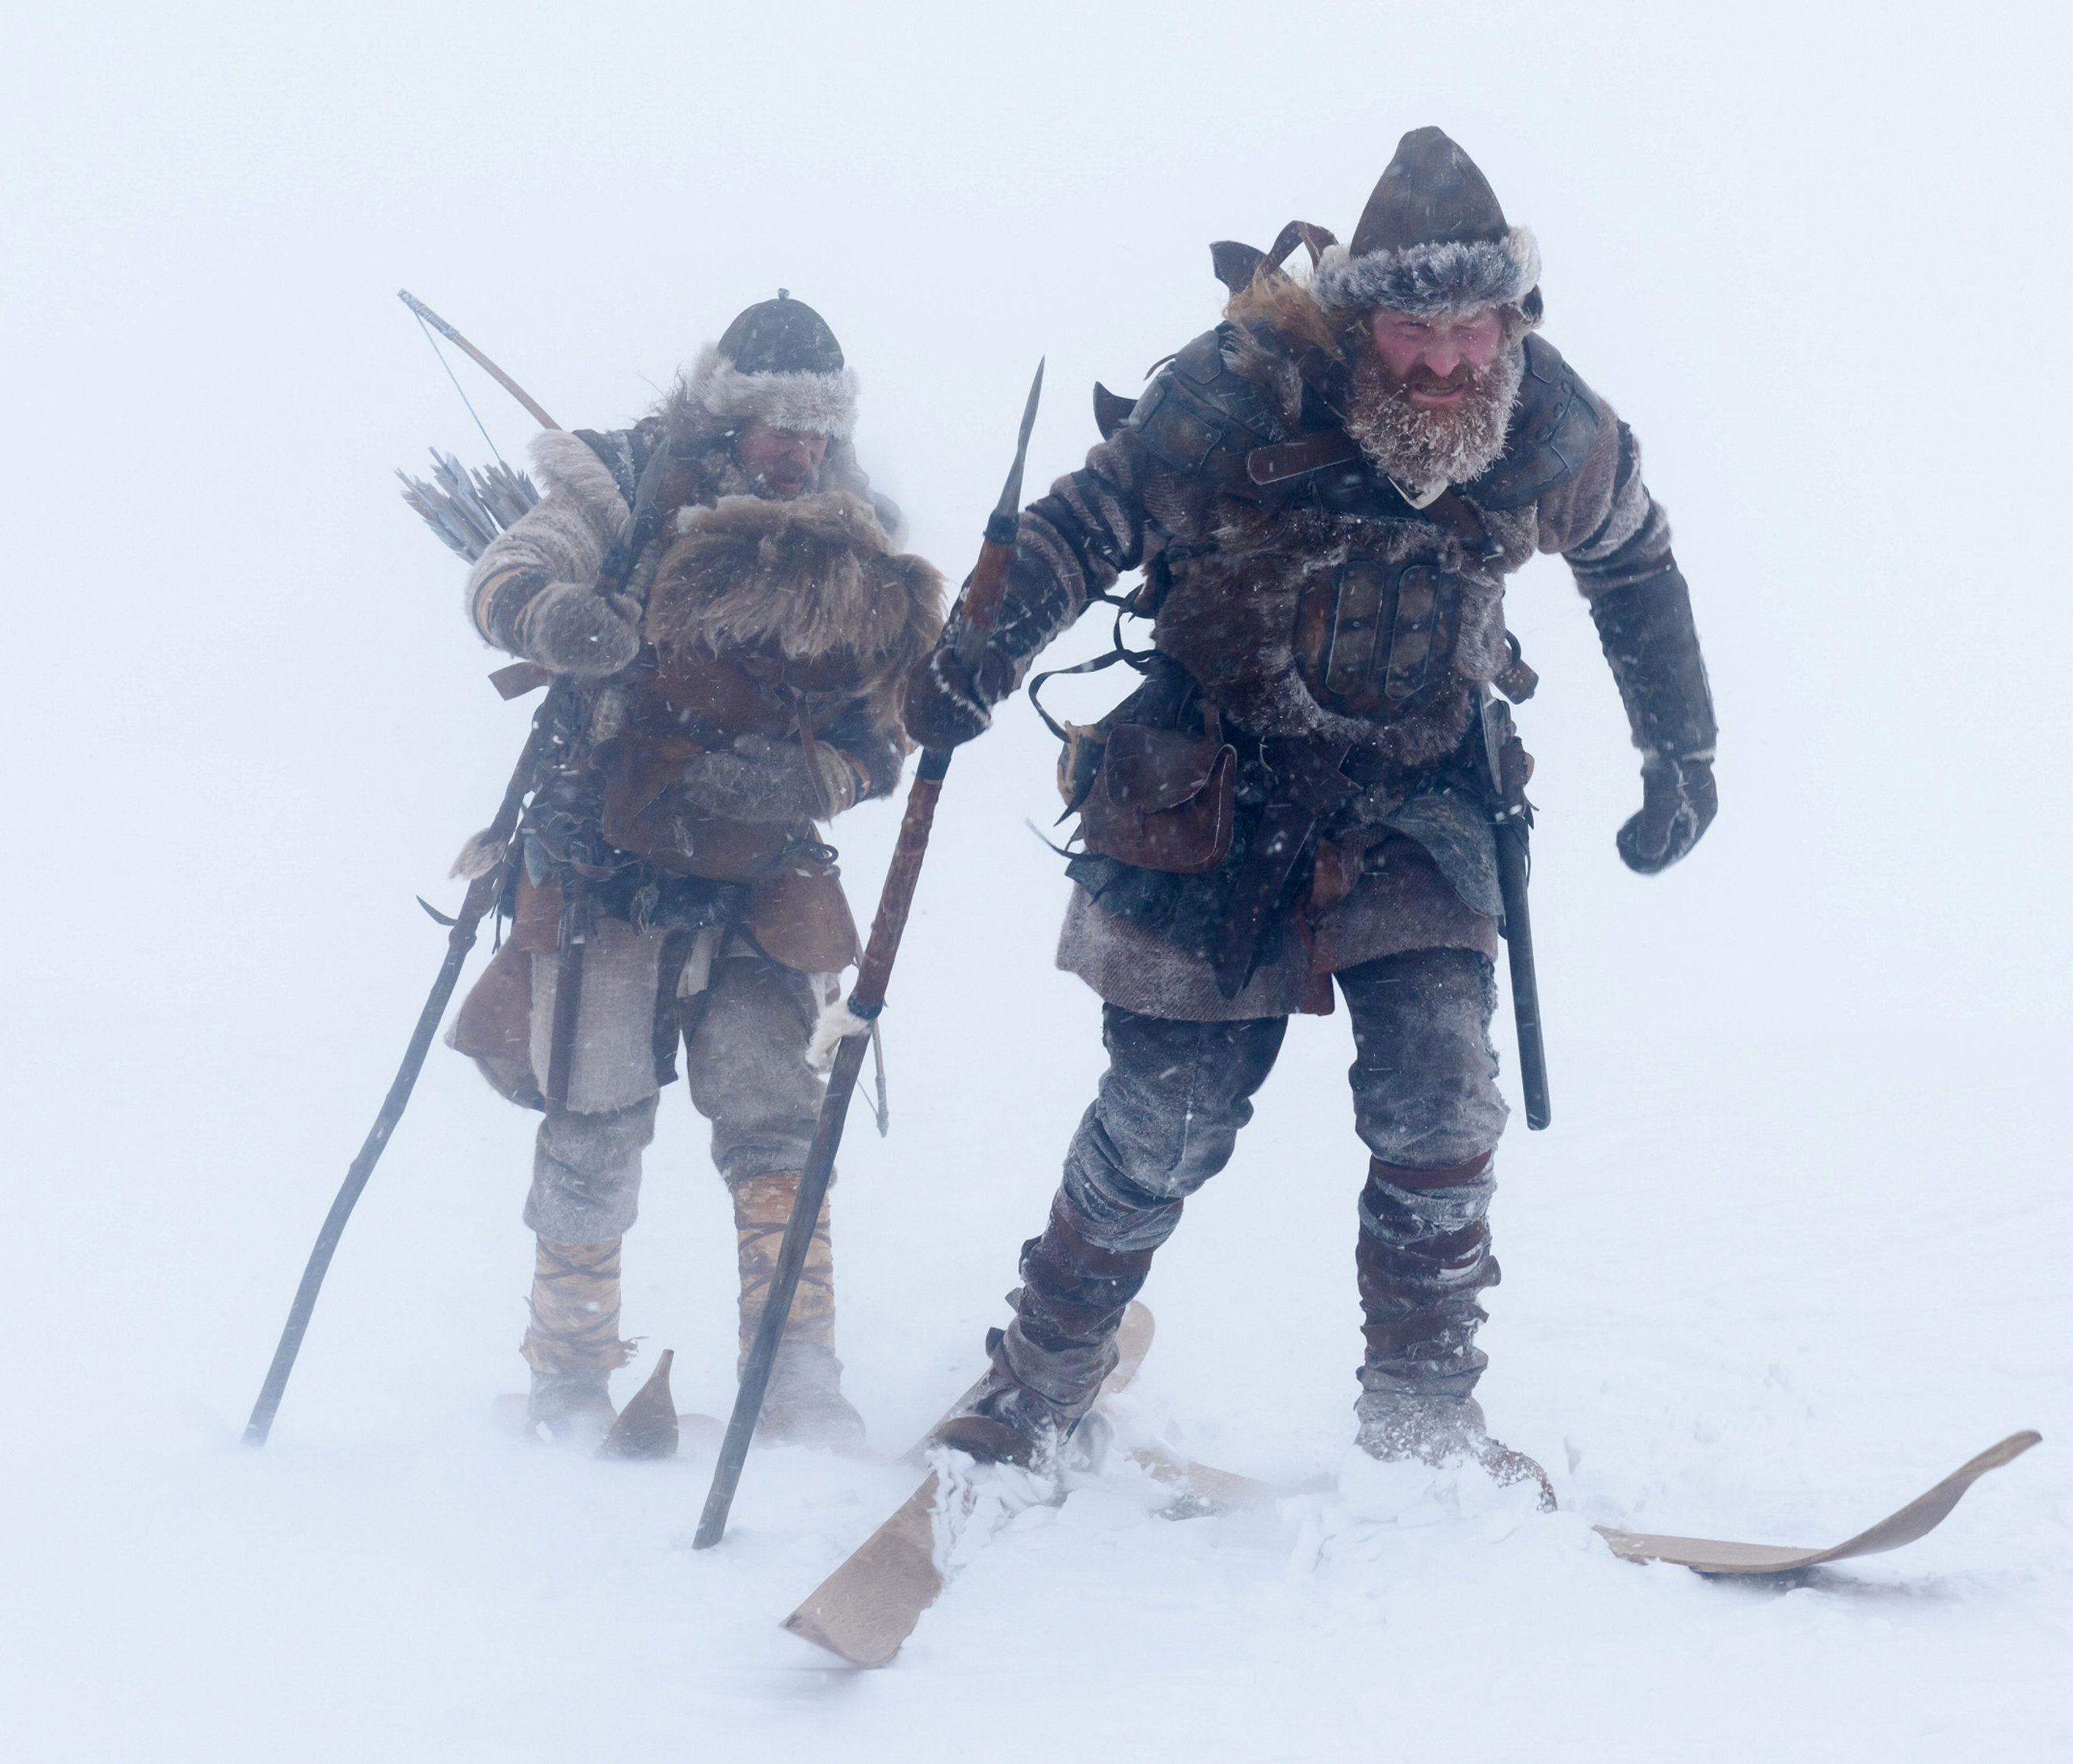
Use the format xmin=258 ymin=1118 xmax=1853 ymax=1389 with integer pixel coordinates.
xmin=1077 ymin=722 xmax=1236 ymax=875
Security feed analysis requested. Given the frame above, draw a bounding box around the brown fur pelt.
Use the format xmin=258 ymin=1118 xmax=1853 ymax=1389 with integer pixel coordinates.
xmin=645 ymin=490 xmax=944 ymax=721
xmin=1222 ymin=269 xmax=1349 ymax=363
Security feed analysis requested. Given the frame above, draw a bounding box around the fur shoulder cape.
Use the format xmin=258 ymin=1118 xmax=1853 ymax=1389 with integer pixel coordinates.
xmin=645 ymin=490 xmax=944 ymax=723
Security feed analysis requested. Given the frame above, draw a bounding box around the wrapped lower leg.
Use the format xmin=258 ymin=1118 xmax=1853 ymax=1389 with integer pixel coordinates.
xmin=730 ymin=1171 xmax=863 ymax=1445
xmin=732 ymin=1172 xmax=837 ymax=1357
xmin=1354 ymin=1152 xmax=1499 ymax=1395
xmin=937 ymin=1194 xmax=1154 ymax=1467
xmin=1003 ymin=1195 xmax=1152 ymax=1406
xmin=520 ymin=1236 xmax=635 ymax=1444
xmin=521 ymin=1237 xmax=638 ymax=1376
xmin=1351 ymin=1153 xmax=1552 ymax=1507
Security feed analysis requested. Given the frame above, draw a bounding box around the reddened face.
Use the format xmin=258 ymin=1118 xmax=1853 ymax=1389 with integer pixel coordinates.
xmin=1366 ymin=307 xmax=1506 ymax=405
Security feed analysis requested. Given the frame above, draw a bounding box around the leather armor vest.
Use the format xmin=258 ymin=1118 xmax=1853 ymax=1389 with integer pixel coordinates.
xmin=1130 ymin=327 xmax=1598 ymax=725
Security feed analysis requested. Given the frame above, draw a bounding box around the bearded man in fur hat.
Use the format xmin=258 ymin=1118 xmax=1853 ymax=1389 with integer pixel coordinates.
xmin=904 ymin=129 xmax=1716 ymax=1494
xmin=450 ymin=294 xmax=943 ymax=1445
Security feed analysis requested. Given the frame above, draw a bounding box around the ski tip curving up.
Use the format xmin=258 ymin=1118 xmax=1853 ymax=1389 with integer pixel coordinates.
xmin=1596 ymin=1429 xmax=2042 ymax=1576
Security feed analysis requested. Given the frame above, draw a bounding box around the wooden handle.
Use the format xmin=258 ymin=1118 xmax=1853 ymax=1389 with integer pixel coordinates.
xmin=851 ymin=756 xmax=949 ymax=1012
xmin=951 ymin=538 xmax=1016 ymax=671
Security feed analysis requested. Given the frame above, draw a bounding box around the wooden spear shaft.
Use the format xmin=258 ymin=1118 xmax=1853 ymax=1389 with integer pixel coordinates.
xmin=693 ymin=362 xmax=1044 ymax=1548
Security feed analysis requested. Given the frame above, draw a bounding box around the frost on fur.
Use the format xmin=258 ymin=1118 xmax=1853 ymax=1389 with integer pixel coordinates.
xmin=806 ymin=995 xmax=873 ymax=1071
xmin=683 ymin=344 xmax=859 ymax=437
xmin=1313 ymin=227 xmax=1540 ymax=318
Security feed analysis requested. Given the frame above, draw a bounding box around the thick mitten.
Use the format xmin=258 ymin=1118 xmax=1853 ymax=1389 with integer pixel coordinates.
xmin=1617 ymin=752 xmax=1716 ymax=873
xmin=518 ymin=584 xmax=643 ymax=677
xmin=900 ymin=627 xmax=1019 ymax=751
xmin=678 ymin=734 xmax=860 ymax=823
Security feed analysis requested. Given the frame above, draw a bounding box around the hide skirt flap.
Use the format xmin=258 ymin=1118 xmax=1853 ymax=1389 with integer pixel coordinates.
xmin=450 ymin=936 xmax=533 ymax=1065
xmin=445 ymin=854 xmax=849 ymax=1102
xmin=1077 ymin=723 xmax=1237 ymax=876
xmin=744 ymin=859 xmax=860 ymax=973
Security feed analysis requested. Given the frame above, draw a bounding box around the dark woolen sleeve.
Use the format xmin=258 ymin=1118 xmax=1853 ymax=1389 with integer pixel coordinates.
xmin=1543 ymin=407 xmax=1716 ymax=762
xmin=970 ymin=429 xmax=1158 ymax=688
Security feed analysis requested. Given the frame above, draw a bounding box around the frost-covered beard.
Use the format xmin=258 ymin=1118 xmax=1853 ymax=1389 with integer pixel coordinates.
xmin=1343 ymin=329 xmax=1525 ymax=492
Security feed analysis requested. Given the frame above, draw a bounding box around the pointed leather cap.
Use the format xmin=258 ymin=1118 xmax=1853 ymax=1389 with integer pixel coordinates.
xmin=1351 ymin=127 xmax=1510 ymax=258
xmin=1314 ymin=126 xmax=1539 ymax=316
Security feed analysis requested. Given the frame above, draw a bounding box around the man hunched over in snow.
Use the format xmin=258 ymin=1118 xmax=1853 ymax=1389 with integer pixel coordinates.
xmin=449 ymin=296 xmax=943 ymax=1446
xmin=903 ymin=129 xmax=1716 ymax=1496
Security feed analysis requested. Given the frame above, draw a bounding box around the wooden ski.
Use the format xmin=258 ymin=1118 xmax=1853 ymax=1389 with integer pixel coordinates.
xmin=781 ymin=1302 xmax=1154 ymax=1667
xmin=1596 ymin=1429 xmax=2041 ymax=1575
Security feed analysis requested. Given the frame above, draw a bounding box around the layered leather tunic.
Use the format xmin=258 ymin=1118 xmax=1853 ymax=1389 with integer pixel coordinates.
xmin=969 ymin=312 xmax=1711 ymax=1020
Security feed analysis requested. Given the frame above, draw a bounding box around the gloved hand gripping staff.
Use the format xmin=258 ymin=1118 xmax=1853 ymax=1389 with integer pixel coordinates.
xmin=693 ymin=360 xmax=1045 ymax=1548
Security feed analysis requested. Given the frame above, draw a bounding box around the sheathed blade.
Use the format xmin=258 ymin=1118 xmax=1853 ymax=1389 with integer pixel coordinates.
xmin=993 ymin=359 xmax=1045 ymax=521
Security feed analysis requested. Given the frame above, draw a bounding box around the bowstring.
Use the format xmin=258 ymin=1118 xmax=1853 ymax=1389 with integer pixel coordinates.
xmin=415 ymin=312 xmax=507 ymax=466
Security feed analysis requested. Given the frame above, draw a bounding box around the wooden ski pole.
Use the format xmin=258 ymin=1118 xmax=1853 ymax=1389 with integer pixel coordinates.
xmin=693 ymin=360 xmax=1044 ymax=1548
xmin=242 ymin=685 xmax=564 ymax=1447
xmin=246 ymin=295 xmax=600 ymax=1446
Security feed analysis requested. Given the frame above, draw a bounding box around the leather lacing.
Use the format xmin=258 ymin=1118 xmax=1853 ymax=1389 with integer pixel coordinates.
xmin=731 ymin=1171 xmax=836 ymax=1360
xmin=520 ymin=1236 xmax=637 ymax=1375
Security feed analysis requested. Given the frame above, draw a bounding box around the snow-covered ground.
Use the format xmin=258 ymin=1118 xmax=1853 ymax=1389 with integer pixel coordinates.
xmin=5 ymin=5 xmax=2069 ymax=1759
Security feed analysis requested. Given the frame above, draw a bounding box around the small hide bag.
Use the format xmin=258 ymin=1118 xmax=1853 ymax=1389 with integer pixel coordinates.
xmin=1076 ymin=722 xmax=1237 ymax=875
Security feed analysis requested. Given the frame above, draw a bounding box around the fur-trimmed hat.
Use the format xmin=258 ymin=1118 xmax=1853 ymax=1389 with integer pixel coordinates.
xmin=683 ymin=292 xmax=859 ymax=437
xmin=1313 ymin=128 xmax=1540 ymax=319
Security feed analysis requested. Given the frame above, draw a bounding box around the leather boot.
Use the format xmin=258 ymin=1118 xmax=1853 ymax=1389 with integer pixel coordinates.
xmin=732 ymin=1171 xmax=866 ymax=1448
xmin=520 ymin=1236 xmax=636 ymax=1446
xmin=1353 ymin=1153 xmax=1553 ymax=1508
xmin=936 ymin=1192 xmax=1155 ymax=1467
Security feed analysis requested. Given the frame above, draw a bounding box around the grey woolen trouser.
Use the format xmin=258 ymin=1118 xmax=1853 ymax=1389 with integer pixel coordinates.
xmin=1060 ymin=946 xmax=1509 ymax=1256
xmin=523 ymin=954 xmax=824 ymax=1244
xmin=997 ymin=947 xmax=1509 ymax=1415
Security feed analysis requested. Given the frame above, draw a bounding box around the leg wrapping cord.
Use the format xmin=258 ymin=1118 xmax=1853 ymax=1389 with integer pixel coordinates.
xmin=519 ymin=1236 xmax=637 ymax=1377
xmin=731 ymin=1171 xmax=835 ymax=1369
xmin=1354 ymin=1150 xmax=1500 ymax=1398
xmin=998 ymin=1191 xmax=1157 ymax=1415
